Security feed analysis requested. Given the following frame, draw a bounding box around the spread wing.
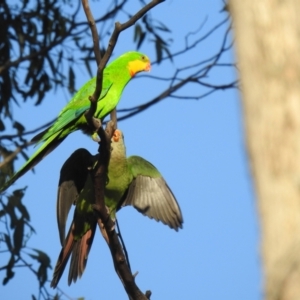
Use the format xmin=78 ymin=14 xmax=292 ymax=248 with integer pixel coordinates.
xmin=121 ymin=156 xmax=183 ymax=231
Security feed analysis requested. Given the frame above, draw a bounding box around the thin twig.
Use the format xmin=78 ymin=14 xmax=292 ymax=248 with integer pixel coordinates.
xmin=0 ymin=119 xmax=55 ymax=141
xmin=0 ymin=141 xmax=34 ymax=169
xmin=116 ymin=218 xmax=131 ymax=272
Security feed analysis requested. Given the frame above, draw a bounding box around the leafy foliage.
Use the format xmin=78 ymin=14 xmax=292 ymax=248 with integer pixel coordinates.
xmin=0 ymin=187 xmax=53 ymax=297
xmin=0 ymin=0 xmax=77 ymax=121
xmin=134 ymin=15 xmax=172 ymax=63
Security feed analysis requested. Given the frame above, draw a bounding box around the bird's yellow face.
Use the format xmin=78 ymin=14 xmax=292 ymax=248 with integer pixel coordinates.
xmin=128 ymin=54 xmax=151 ymax=77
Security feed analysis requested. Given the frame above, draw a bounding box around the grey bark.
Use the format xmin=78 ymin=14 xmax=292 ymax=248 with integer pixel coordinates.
xmin=229 ymin=1 xmax=300 ymax=299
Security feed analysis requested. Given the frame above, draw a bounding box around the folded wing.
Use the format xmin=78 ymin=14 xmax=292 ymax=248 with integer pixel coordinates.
xmin=57 ymin=148 xmax=94 ymax=245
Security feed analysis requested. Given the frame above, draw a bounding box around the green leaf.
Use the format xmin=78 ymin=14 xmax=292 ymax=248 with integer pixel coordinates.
xmin=3 ymin=267 xmax=14 ymax=285
xmin=53 ymin=294 xmax=60 ymax=300
xmin=46 ymin=54 xmax=56 ymax=77
xmin=134 ymin=24 xmax=146 ymax=49
xmin=4 ymin=234 xmax=13 ymax=252
xmin=68 ymin=66 xmax=75 ymax=94
xmin=13 ymin=121 xmax=25 ymax=135
xmin=134 ymin=24 xmax=142 ymax=42
xmin=155 ymin=39 xmax=163 ymax=64
xmin=3 ymin=199 xmax=18 ymax=229
xmin=37 ymin=262 xmax=48 ymax=287
xmin=17 ymin=202 xmax=30 ymax=221
xmin=84 ymin=59 xmax=93 ymax=79
xmin=28 ymin=249 xmax=52 ymax=268
xmin=137 ymin=32 xmax=146 ymax=50
xmin=3 ymin=255 xmax=15 ymax=285
xmin=8 ymin=188 xmax=30 ymax=221
xmin=0 ymin=119 xmax=5 ymax=131
xmin=57 ymin=50 xmax=63 ymax=67
xmin=162 ymin=44 xmax=173 ymax=62
xmin=154 ymin=20 xmax=171 ymax=32
xmin=13 ymin=218 xmax=24 ymax=255
xmin=28 ymin=249 xmax=52 ymax=287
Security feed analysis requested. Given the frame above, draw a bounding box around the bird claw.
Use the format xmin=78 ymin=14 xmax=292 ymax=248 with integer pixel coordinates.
xmin=92 ymin=117 xmax=102 ymax=130
xmin=92 ymin=132 xmax=100 ymax=142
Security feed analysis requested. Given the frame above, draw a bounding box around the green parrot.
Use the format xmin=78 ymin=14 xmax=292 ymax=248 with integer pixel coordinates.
xmin=51 ymin=129 xmax=183 ymax=287
xmin=0 ymin=52 xmax=151 ymax=193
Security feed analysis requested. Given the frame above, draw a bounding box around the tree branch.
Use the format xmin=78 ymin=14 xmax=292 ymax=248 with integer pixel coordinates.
xmin=81 ymin=0 xmax=102 ymax=66
xmin=81 ymin=0 xmax=164 ymax=298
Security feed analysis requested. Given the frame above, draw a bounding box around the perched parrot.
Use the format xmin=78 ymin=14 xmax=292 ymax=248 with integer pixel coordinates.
xmin=0 ymin=52 xmax=151 ymax=193
xmin=51 ymin=129 xmax=183 ymax=287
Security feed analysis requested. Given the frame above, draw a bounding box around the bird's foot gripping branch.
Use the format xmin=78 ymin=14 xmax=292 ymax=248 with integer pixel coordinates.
xmin=86 ymin=116 xmax=102 ymax=142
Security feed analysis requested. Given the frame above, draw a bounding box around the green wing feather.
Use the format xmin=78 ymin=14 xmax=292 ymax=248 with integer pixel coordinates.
xmin=0 ymin=131 xmax=66 ymax=192
xmin=122 ymin=155 xmax=183 ymax=231
xmin=40 ymin=79 xmax=113 ymax=143
xmin=107 ymin=129 xmax=183 ymax=230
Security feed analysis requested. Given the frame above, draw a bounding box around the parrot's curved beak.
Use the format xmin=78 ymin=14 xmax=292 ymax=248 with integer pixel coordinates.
xmin=145 ymin=62 xmax=151 ymax=72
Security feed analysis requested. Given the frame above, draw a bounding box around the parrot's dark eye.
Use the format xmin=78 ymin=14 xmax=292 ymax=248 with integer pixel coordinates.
xmin=141 ymin=55 xmax=145 ymax=60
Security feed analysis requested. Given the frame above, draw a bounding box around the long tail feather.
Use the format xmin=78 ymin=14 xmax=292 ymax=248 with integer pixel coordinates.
xmin=0 ymin=132 xmax=65 ymax=192
xmin=68 ymin=222 xmax=96 ymax=285
xmin=51 ymin=221 xmax=97 ymax=288
xmin=51 ymin=222 xmax=76 ymax=288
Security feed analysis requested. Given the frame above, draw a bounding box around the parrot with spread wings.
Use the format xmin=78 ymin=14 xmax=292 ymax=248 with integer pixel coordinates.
xmin=51 ymin=129 xmax=183 ymax=287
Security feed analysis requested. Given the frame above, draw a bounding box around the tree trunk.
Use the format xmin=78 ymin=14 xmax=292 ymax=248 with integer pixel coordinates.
xmin=229 ymin=1 xmax=300 ymax=299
